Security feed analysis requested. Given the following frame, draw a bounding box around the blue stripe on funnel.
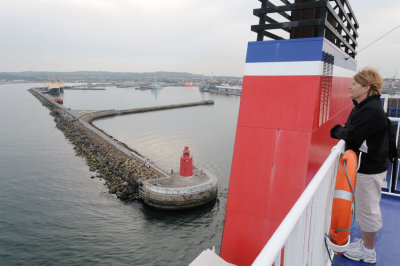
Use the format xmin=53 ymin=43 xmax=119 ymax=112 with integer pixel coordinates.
xmin=245 ymin=37 xmax=357 ymax=71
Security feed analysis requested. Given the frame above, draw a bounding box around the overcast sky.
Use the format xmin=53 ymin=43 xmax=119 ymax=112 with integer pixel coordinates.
xmin=0 ymin=0 xmax=399 ymax=77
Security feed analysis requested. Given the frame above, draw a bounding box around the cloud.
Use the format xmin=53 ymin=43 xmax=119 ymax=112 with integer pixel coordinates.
xmin=350 ymin=0 xmax=400 ymax=76
xmin=1 ymin=0 xmax=257 ymax=75
xmin=0 ymin=0 xmax=398 ymax=77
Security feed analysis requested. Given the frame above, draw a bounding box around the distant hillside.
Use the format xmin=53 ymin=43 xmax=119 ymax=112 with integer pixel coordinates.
xmin=0 ymin=71 xmax=240 ymax=81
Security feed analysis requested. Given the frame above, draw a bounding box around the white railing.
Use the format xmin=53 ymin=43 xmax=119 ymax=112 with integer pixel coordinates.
xmin=388 ymin=117 xmax=400 ymax=146
xmin=252 ymin=140 xmax=345 ymax=266
xmin=384 ymin=117 xmax=400 ymax=197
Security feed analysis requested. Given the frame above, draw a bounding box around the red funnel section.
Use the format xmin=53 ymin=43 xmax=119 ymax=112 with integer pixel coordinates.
xmin=220 ymin=37 xmax=356 ymax=265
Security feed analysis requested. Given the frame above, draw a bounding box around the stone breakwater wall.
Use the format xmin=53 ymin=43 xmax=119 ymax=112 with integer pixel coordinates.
xmin=80 ymin=100 xmax=215 ymax=123
xmin=29 ymin=88 xmax=214 ymax=202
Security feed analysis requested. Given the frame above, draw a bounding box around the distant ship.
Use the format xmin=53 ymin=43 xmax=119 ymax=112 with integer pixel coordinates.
xmin=45 ymin=79 xmax=64 ymax=96
xmin=44 ymin=79 xmax=64 ymax=104
xmin=136 ymin=82 xmax=163 ymax=90
xmin=200 ymin=84 xmax=242 ymax=95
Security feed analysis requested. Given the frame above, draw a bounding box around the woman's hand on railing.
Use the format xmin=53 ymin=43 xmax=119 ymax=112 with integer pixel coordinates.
xmin=330 ymin=124 xmax=347 ymax=139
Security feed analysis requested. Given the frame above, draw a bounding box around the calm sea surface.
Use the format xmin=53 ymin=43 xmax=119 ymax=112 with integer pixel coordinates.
xmin=0 ymin=83 xmax=240 ymax=265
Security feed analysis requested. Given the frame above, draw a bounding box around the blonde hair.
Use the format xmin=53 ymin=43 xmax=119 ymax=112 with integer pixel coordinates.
xmin=354 ymin=67 xmax=383 ymax=96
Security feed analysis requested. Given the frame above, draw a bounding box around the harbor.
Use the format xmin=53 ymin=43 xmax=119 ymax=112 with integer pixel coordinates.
xmin=1 ymin=83 xmax=238 ymax=265
xmin=1 ymin=0 xmax=399 ymax=265
xmin=29 ymin=87 xmax=217 ymax=209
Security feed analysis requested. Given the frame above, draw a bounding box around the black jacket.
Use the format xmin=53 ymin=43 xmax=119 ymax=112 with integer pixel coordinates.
xmin=331 ymin=95 xmax=388 ymax=174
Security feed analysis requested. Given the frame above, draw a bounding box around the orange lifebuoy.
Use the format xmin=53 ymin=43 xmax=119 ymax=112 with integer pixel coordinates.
xmin=329 ymin=149 xmax=358 ymax=246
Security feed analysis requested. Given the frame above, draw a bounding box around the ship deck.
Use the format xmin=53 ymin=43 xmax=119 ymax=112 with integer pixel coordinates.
xmin=333 ymin=193 xmax=400 ymax=265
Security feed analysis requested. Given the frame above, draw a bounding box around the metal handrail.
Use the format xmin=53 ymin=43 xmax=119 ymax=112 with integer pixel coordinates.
xmin=384 ymin=117 xmax=400 ymax=196
xmin=253 ymin=118 xmax=400 ymax=265
xmin=252 ymin=140 xmax=345 ymax=266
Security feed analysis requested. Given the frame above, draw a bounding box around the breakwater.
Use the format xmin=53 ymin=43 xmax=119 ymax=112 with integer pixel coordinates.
xmin=29 ymin=88 xmax=214 ymax=202
xmin=64 ymin=87 xmax=106 ymax=90
xmin=79 ymin=100 xmax=214 ymax=123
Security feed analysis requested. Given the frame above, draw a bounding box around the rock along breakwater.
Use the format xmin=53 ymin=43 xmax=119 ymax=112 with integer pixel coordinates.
xmin=29 ymin=88 xmax=215 ymax=205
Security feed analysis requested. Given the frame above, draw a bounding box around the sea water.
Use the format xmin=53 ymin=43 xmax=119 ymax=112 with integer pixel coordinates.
xmin=0 ymin=83 xmax=239 ymax=265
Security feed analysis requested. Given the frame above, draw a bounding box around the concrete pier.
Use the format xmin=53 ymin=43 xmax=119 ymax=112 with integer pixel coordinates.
xmin=29 ymin=88 xmax=218 ymax=209
xmin=77 ymin=100 xmax=214 ymax=123
xmin=139 ymin=169 xmax=218 ymax=210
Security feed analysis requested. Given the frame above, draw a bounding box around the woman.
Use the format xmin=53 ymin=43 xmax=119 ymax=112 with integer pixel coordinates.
xmin=330 ymin=67 xmax=388 ymax=264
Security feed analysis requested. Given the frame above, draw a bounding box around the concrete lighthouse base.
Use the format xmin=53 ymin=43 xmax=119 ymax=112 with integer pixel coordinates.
xmin=139 ymin=169 xmax=218 ymax=210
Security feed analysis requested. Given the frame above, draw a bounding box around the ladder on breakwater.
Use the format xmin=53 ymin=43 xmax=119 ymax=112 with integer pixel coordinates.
xmin=138 ymin=184 xmax=145 ymax=200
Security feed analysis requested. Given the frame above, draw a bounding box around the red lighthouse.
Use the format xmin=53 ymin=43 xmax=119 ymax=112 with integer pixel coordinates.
xmin=180 ymin=146 xmax=193 ymax=177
